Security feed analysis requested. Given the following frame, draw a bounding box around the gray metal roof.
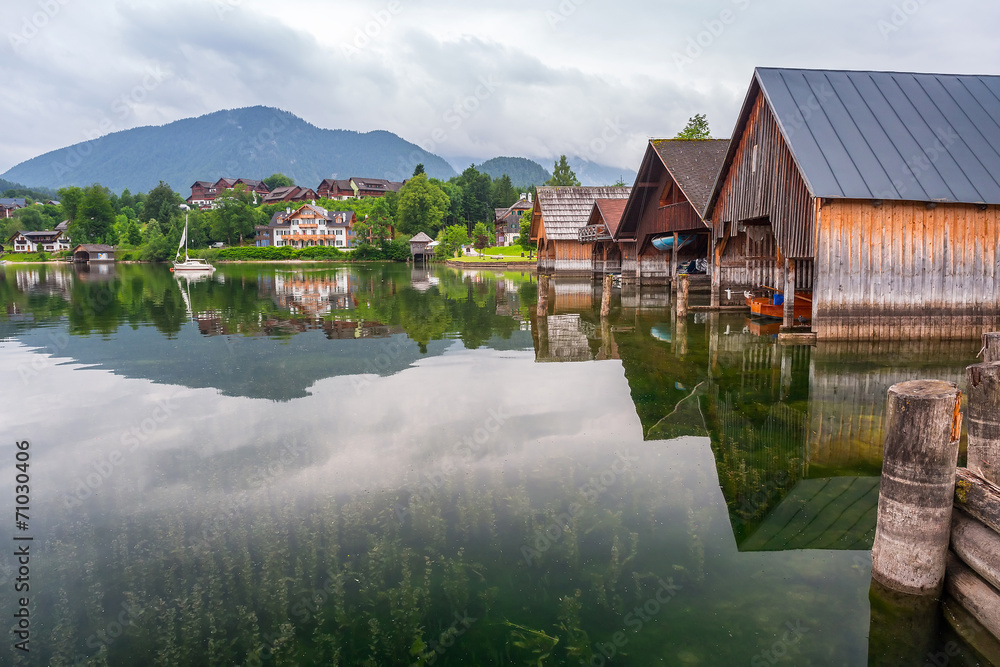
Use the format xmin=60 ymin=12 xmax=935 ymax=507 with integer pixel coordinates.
xmin=756 ymin=67 xmax=1000 ymax=204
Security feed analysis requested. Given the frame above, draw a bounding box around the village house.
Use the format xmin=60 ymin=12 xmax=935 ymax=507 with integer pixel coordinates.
xmin=187 ymin=178 xmax=271 ymax=209
xmin=317 ymin=179 xmax=356 ymax=200
xmin=528 ymin=186 xmax=631 ymax=274
xmin=255 ymin=204 xmax=356 ymax=249
xmin=7 ymin=230 xmax=71 ymax=253
xmin=262 ymin=185 xmax=318 ymax=206
xmin=494 ymin=194 xmax=533 ymax=246
xmin=350 ymin=178 xmax=405 ymax=198
xmin=0 ymin=198 xmax=27 ymax=218
xmin=611 ymin=139 xmax=729 ymax=285
xmin=704 ymin=67 xmax=1000 ymax=340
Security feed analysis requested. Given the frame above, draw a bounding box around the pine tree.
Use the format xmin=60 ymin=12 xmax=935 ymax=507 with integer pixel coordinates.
xmin=545 ymin=155 xmax=581 ymax=186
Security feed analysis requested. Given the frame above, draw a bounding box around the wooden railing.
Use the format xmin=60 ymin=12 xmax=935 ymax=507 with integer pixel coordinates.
xmin=578 ymin=224 xmax=611 ymax=243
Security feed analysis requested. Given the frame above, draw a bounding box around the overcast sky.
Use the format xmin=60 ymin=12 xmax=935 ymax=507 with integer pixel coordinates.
xmin=2 ymin=0 xmax=999 ymax=175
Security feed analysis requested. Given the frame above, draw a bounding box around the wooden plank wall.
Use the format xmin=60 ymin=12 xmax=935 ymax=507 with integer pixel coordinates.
xmin=712 ymin=90 xmax=815 ymax=260
xmin=814 ymin=200 xmax=1000 ymax=339
xmin=551 ymin=240 xmax=594 ymax=274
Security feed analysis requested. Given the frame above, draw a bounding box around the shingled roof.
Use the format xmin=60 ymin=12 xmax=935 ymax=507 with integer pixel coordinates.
xmin=650 ymin=139 xmax=730 ymax=215
xmin=590 ymin=199 xmax=629 ymax=237
xmin=532 ymin=186 xmax=631 ymax=241
xmin=709 ymin=67 xmax=1000 ymax=210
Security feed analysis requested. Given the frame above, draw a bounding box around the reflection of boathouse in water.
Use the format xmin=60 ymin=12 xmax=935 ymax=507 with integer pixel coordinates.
xmin=532 ymin=284 xmax=978 ymax=553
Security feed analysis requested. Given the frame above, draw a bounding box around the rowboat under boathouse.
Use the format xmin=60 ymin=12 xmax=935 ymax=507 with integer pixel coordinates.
xmin=705 ymin=67 xmax=1000 ymax=340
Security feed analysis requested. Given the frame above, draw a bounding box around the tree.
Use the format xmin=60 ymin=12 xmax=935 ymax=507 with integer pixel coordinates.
xmin=73 ymin=184 xmax=116 ymax=244
xmin=546 ymin=155 xmax=581 ymax=186
xmin=471 ymin=221 xmax=494 ymax=257
xmin=143 ymin=181 xmax=184 ymax=225
xmin=518 ymin=217 xmax=534 ymax=255
xmin=490 ymin=174 xmax=519 ymax=209
xmin=456 ymin=165 xmax=492 ymax=229
xmin=435 ymin=224 xmax=469 ymax=260
xmin=354 ymin=196 xmax=394 ymax=246
xmin=412 ymin=163 xmax=425 ymax=177
xmin=396 ymin=174 xmax=450 ymax=237
xmin=211 ymin=184 xmax=262 ymax=246
xmin=57 ymin=186 xmax=84 ymax=224
xmin=263 ymin=173 xmax=294 ymax=190
xmin=675 ymin=113 xmax=711 ymax=139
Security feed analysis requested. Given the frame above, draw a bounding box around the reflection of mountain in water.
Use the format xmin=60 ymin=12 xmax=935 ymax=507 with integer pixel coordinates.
xmin=530 ymin=277 xmax=982 ymax=552
xmin=1 ymin=264 xmax=535 ymax=401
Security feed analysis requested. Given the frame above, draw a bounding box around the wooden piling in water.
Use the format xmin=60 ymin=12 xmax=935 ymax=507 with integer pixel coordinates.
xmin=984 ymin=332 xmax=1000 ymax=363
xmin=966 ymin=361 xmax=1000 ymax=485
xmin=600 ymin=273 xmax=612 ymax=318
xmin=536 ymin=275 xmax=549 ymax=317
xmin=782 ymin=259 xmax=795 ymax=329
xmin=871 ymin=380 xmax=962 ymax=595
xmin=677 ymin=273 xmax=690 ymax=318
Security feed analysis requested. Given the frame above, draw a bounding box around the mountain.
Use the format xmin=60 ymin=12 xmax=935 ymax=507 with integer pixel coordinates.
xmin=568 ymin=158 xmax=638 ymax=187
xmin=1 ymin=106 xmax=457 ymax=194
xmin=477 ymin=157 xmax=551 ymax=187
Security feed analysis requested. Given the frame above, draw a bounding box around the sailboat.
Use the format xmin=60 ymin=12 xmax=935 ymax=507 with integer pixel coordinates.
xmin=172 ymin=213 xmax=215 ymax=273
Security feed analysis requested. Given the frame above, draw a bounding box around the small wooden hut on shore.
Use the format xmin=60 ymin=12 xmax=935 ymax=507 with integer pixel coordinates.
xmin=72 ymin=244 xmax=115 ymax=263
xmin=614 ymin=139 xmax=729 ymax=285
xmin=705 ymin=67 xmax=1000 ymax=339
xmin=529 ymin=186 xmax=631 ymax=275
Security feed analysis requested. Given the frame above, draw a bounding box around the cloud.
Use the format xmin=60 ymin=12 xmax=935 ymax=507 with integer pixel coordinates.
xmin=2 ymin=0 xmax=1000 ymax=179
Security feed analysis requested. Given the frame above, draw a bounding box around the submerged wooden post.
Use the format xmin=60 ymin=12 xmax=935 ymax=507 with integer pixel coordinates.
xmin=867 ymin=579 xmax=940 ymax=666
xmin=984 ymin=332 xmax=1000 ymax=363
xmin=782 ymin=259 xmax=796 ymax=328
xmin=871 ymin=380 xmax=962 ymax=595
xmin=536 ymin=275 xmax=549 ymax=317
xmin=967 ymin=362 xmax=1000 ymax=485
xmin=677 ymin=273 xmax=690 ymax=318
xmin=600 ymin=273 xmax=612 ymax=318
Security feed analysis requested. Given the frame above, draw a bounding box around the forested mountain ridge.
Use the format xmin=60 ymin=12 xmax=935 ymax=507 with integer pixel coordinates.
xmin=476 ymin=157 xmax=551 ymax=187
xmin=1 ymin=107 xmax=457 ymax=194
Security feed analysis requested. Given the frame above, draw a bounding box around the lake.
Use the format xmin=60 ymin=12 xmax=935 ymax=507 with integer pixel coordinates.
xmin=0 ymin=262 xmax=989 ymax=665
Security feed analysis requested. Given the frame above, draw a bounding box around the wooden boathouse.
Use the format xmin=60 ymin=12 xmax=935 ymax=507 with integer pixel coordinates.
xmin=705 ymin=68 xmax=1000 ymax=339
xmin=579 ymin=198 xmax=628 ymax=275
xmin=529 ymin=186 xmax=631 ymax=275
xmin=614 ymin=139 xmax=730 ymax=285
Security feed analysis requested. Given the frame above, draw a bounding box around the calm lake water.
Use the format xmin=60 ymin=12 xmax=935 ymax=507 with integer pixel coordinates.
xmin=0 ymin=262 xmax=990 ymax=665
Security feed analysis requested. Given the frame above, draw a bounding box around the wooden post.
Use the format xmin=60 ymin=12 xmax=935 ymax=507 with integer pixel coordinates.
xmin=671 ymin=232 xmax=679 ymax=289
xmin=782 ymin=258 xmax=796 ymax=328
xmin=709 ymin=235 xmax=720 ymax=309
xmin=677 ymin=273 xmax=690 ymax=318
xmin=536 ymin=274 xmax=549 ymax=317
xmin=984 ymin=332 xmax=1000 ymax=363
xmin=871 ymin=380 xmax=962 ymax=595
xmin=967 ymin=362 xmax=1000 ymax=485
xmin=600 ymin=273 xmax=612 ymax=319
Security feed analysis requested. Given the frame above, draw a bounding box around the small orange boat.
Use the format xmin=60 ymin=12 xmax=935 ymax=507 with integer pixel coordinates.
xmin=745 ymin=287 xmax=812 ymax=321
